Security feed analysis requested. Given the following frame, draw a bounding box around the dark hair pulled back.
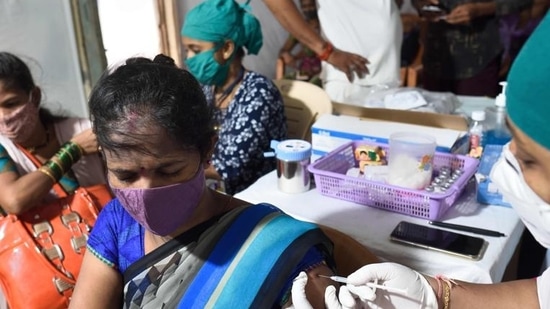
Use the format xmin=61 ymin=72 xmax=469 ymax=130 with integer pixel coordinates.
xmin=89 ymin=54 xmax=216 ymax=159
xmin=0 ymin=52 xmax=36 ymax=93
xmin=0 ymin=52 xmax=66 ymax=124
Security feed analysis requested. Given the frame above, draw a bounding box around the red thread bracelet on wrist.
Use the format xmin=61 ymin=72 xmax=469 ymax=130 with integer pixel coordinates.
xmin=317 ymin=42 xmax=334 ymax=61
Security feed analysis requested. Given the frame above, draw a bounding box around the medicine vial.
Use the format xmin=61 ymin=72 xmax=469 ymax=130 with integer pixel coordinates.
xmin=469 ymin=110 xmax=486 ymax=158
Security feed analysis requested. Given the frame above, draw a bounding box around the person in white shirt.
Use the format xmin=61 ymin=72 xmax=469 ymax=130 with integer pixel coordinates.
xmin=291 ymin=12 xmax=550 ymax=309
xmin=264 ymin=0 xmax=403 ymax=104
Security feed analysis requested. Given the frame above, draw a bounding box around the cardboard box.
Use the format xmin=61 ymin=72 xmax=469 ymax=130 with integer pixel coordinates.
xmin=332 ymin=102 xmax=468 ymax=131
xmin=311 ymin=103 xmax=469 ymax=160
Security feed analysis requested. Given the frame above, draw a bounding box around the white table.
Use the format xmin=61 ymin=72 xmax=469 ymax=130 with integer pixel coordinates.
xmin=235 ymin=170 xmax=524 ymax=283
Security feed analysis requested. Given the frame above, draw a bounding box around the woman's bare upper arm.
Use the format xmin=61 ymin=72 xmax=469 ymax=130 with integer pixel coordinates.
xmin=304 ymin=264 xmax=337 ymax=309
xmin=69 ymin=250 xmax=122 ymax=309
xmin=0 ymin=152 xmax=55 ymax=214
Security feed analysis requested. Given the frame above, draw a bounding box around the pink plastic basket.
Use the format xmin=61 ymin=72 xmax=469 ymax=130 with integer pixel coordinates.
xmin=308 ymin=141 xmax=479 ymax=220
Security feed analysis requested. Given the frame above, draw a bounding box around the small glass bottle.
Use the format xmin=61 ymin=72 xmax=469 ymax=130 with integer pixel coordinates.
xmin=469 ymin=110 xmax=486 ymax=158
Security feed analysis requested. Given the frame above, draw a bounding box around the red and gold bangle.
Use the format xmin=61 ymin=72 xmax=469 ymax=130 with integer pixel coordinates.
xmin=317 ymin=42 xmax=334 ymax=61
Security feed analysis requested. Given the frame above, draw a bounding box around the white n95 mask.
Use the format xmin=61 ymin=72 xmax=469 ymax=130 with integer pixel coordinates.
xmin=490 ymin=144 xmax=550 ymax=248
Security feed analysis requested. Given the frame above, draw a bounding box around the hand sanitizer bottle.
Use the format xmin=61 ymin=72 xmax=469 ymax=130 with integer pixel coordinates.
xmin=485 ymin=82 xmax=512 ymax=145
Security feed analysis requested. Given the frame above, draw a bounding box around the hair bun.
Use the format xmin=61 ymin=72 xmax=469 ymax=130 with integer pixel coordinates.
xmin=125 ymin=57 xmax=153 ymax=65
xmin=153 ymin=54 xmax=176 ymax=67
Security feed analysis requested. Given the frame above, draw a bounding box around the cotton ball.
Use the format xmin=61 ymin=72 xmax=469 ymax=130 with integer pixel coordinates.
xmin=388 ymin=154 xmax=432 ymax=189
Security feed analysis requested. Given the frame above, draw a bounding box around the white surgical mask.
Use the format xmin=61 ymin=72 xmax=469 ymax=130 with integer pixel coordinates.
xmin=490 ymin=144 xmax=550 ymax=248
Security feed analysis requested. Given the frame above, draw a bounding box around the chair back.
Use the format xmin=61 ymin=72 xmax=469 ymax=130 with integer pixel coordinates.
xmin=273 ymin=79 xmax=333 ymax=141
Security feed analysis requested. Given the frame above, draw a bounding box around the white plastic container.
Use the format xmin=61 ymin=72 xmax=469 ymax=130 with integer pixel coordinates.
xmin=387 ymin=132 xmax=436 ymax=189
xmin=270 ymin=139 xmax=312 ymax=193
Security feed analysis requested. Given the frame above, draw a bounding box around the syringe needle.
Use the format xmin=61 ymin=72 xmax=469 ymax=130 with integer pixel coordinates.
xmin=317 ymin=275 xmax=408 ymax=295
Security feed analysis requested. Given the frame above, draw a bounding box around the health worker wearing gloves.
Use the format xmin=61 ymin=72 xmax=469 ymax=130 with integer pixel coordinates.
xmin=292 ymin=11 xmax=550 ymax=309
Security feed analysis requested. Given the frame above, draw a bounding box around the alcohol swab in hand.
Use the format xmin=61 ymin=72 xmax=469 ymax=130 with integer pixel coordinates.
xmin=318 ymin=275 xmax=409 ymax=295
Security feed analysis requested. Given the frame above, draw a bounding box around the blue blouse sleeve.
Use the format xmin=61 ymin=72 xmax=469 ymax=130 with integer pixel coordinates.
xmin=86 ymin=200 xmax=122 ymax=269
xmin=86 ymin=199 xmax=143 ymax=273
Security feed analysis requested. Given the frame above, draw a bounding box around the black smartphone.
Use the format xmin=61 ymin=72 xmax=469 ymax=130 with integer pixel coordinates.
xmin=390 ymin=221 xmax=488 ymax=260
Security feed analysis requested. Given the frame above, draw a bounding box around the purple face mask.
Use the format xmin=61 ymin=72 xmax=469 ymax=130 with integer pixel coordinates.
xmin=112 ymin=168 xmax=205 ymax=236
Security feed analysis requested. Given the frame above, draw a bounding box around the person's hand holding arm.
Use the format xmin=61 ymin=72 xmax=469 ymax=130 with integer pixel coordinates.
xmin=341 ymin=262 xmax=541 ymax=309
xmin=289 ymin=271 xmax=351 ymax=309
xmin=340 ymin=262 xmax=438 ymax=308
xmin=264 ymin=0 xmax=369 ymax=82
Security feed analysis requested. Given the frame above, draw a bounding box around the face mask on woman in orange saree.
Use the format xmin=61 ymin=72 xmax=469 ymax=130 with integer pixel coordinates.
xmin=0 ymin=100 xmax=39 ymax=143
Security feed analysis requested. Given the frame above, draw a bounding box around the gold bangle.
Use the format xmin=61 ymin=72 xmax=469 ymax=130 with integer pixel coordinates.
xmin=38 ymin=166 xmax=57 ymax=183
xmin=435 ymin=274 xmax=457 ymax=309
xmin=442 ymin=282 xmax=451 ymax=309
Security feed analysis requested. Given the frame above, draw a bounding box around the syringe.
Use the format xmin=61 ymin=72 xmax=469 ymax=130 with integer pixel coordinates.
xmin=317 ymin=275 xmax=409 ymax=295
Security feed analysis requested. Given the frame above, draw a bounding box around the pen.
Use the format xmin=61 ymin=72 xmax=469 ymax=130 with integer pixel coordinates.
xmin=317 ymin=275 xmax=408 ymax=295
xmin=428 ymin=220 xmax=506 ymax=237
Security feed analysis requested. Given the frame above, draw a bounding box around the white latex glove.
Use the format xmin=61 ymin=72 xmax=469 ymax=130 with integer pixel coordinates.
xmin=341 ymin=262 xmax=439 ymax=309
xmin=289 ymin=271 xmax=358 ymax=309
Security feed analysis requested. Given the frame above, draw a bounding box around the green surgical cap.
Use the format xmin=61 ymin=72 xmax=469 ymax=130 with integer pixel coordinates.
xmin=507 ymin=12 xmax=550 ymax=150
xmin=181 ymin=0 xmax=263 ymax=55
